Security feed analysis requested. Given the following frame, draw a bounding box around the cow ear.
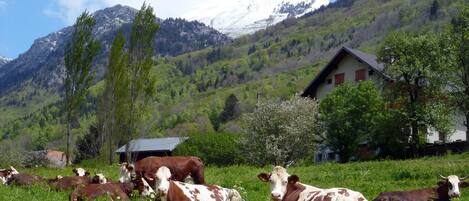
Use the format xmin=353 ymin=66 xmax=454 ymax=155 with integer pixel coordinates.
xmin=460 ymin=181 xmax=469 ymax=188
xmin=257 ymin=173 xmax=270 ymax=182
xmin=288 ymin=175 xmax=299 ymax=184
xmin=85 ymin=172 xmax=90 ymax=176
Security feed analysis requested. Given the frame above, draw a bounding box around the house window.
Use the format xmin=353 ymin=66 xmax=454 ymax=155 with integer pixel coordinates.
xmin=355 ymin=69 xmax=366 ymax=81
xmin=335 ymin=73 xmax=345 ymax=86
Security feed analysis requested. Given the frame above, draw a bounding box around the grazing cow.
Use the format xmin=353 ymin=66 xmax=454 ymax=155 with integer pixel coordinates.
xmin=69 ymin=178 xmax=156 ymax=201
xmin=155 ymin=166 xmax=244 ymax=201
xmin=258 ymin=166 xmax=367 ymax=201
xmin=373 ymin=175 xmax=469 ymax=201
xmin=122 ymin=156 xmax=205 ymax=185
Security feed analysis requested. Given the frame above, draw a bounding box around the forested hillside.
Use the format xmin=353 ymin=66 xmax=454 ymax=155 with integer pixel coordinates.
xmin=0 ymin=0 xmax=463 ymax=151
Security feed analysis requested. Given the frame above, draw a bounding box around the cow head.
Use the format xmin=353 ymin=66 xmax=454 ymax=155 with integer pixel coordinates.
xmin=92 ymin=173 xmax=108 ymax=184
xmin=119 ymin=163 xmax=135 ymax=183
xmin=258 ymin=166 xmax=298 ymax=201
xmin=72 ymin=168 xmax=89 ymax=177
xmin=438 ymin=175 xmax=467 ymax=198
xmin=9 ymin=166 xmax=19 ymax=175
xmin=139 ymin=177 xmax=156 ymax=199
xmin=155 ymin=166 xmax=172 ymax=197
xmin=0 ymin=169 xmax=12 ymax=185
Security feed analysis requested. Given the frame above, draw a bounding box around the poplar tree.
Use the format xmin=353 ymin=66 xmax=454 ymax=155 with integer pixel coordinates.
xmin=100 ymin=31 xmax=129 ymax=164
xmin=124 ymin=3 xmax=159 ymax=162
xmin=64 ymin=11 xmax=100 ymax=165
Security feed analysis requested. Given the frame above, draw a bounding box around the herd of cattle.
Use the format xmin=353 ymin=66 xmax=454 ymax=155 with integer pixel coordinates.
xmin=0 ymin=156 xmax=467 ymax=201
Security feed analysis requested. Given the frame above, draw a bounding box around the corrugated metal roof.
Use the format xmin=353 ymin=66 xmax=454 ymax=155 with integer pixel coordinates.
xmin=115 ymin=137 xmax=188 ymax=153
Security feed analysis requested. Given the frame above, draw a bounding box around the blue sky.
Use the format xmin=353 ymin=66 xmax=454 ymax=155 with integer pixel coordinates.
xmin=0 ymin=0 xmax=201 ymax=59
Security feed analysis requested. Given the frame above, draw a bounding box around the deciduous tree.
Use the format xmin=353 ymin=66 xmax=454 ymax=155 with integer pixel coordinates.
xmin=240 ymin=96 xmax=320 ymax=166
xmin=319 ymin=81 xmax=385 ymax=163
xmin=377 ymin=32 xmax=453 ymax=156
xmin=64 ymin=11 xmax=100 ymax=165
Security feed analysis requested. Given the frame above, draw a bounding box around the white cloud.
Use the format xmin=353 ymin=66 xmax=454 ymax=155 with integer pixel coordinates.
xmin=44 ymin=0 xmax=205 ymax=25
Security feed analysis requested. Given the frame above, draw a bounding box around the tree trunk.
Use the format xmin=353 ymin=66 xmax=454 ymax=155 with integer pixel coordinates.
xmin=66 ymin=113 xmax=72 ymax=166
xmin=466 ymin=113 xmax=469 ymax=145
xmin=108 ymin=136 xmax=114 ymax=165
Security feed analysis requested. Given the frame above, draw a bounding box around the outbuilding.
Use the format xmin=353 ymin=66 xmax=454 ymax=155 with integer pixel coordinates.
xmin=115 ymin=137 xmax=188 ymax=163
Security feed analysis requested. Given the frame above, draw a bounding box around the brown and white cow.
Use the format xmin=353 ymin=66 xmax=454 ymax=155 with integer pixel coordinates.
xmin=258 ymin=166 xmax=367 ymax=201
xmin=373 ymin=175 xmax=468 ymax=201
xmin=7 ymin=173 xmax=45 ymax=186
xmin=121 ymin=156 xmax=205 ymax=185
xmin=69 ymin=177 xmax=156 ymax=201
xmin=155 ymin=166 xmax=244 ymax=201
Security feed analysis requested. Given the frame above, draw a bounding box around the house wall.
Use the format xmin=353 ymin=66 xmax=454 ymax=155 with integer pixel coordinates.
xmin=427 ymin=114 xmax=467 ymax=143
xmin=315 ymin=54 xmax=381 ymax=99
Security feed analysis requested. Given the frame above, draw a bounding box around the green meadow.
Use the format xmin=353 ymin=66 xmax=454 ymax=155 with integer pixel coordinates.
xmin=1 ymin=154 xmax=469 ymax=201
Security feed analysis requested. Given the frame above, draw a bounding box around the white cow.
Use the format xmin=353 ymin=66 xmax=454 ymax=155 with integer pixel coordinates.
xmin=258 ymin=166 xmax=367 ymax=201
xmin=155 ymin=166 xmax=244 ymax=201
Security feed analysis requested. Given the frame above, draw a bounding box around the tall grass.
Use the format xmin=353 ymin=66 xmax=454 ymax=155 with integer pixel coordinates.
xmin=1 ymin=154 xmax=468 ymax=200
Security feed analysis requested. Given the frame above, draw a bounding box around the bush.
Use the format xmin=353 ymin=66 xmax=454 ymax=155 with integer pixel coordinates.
xmin=173 ymin=133 xmax=243 ymax=166
xmin=0 ymin=140 xmax=25 ymax=167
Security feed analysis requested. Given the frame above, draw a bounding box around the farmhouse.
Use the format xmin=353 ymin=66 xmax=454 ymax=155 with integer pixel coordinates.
xmin=115 ymin=137 xmax=188 ymax=163
xmin=302 ymin=47 xmax=467 ymax=162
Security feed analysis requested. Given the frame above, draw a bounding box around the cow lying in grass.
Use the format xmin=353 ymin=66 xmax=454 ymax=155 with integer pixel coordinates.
xmin=155 ymin=166 xmax=244 ymax=201
xmin=258 ymin=166 xmax=367 ymax=201
xmin=373 ymin=175 xmax=468 ymax=201
xmin=69 ymin=177 xmax=156 ymax=201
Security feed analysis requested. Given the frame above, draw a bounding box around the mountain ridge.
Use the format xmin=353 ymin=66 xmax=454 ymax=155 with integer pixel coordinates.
xmin=0 ymin=4 xmax=229 ymax=94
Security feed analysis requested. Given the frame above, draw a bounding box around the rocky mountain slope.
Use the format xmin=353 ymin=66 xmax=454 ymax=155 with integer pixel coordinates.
xmin=0 ymin=4 xmax=229 ymax=94
xmin=0 ymin=56 xmax=11 ymax=68
xmin=184 ymin=0 xmax=330 ymax=38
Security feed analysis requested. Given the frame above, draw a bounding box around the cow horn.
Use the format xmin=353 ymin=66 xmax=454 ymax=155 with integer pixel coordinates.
xmin=460 ymin=176 xmax=467 ymax=180
xmin=440 ymin=175 xmax=448 ymax=180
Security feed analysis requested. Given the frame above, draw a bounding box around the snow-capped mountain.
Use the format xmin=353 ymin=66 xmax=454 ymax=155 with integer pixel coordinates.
xmin=0 ymin=56 xmax=12 ymax=68
xmin=184 ymin=0 xmax=330 ymax=38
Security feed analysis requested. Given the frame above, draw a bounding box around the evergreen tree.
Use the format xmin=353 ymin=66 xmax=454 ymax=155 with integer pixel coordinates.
xmin=124 ymin=3 xmax=159 ymax=162
xmin=219 ymin=94 xmax=240 ymax=123
xmin=99 ymin=31 xmax=129 ymax=164
xmin=64 ymin=11 xmax=100 ymax=165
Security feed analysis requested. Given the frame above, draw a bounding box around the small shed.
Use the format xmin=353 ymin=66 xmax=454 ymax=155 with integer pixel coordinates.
xmin=115 ymin=137 xmax=188 ymax=163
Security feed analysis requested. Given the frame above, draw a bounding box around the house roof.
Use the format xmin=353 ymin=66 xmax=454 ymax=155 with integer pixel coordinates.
xmin=301 ymin=47 xmax=389 ymax=97
xmin=115 ymin=137 xmax=189 ymax=153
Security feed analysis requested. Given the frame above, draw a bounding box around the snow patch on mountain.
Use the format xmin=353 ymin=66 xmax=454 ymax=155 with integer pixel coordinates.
xmin=0 ymin=56 xmax=12 ymax=68
xmin=184 ymin=0 xmax=330 ymax=38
